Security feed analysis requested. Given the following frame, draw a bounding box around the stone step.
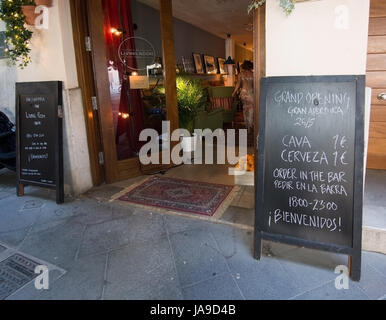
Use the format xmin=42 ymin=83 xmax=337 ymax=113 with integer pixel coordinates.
xmin=363 ymin=226 xmax=386 ymax=254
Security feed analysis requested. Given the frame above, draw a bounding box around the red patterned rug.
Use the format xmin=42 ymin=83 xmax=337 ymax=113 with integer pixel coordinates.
xmin=117 ymin=176 xmax=235 ymax=217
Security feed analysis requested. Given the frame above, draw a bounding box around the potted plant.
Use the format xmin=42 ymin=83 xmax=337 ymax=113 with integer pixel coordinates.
xmin=21 ymin=0 xmax=52 ymax=25
xmin=175 ymin=77 xmax=207 ymax=153
xmin=0 ymin=0 xmax=35 ymax=68
xmin=157 ymin=77 xmax=207 ymax=153
xmin=248 ymin=0 xmax=295 ymax=15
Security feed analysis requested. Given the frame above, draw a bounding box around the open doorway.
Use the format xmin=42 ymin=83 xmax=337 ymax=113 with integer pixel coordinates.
xmin=82 ymin=0 xmax=265 ymax=228
xmin=133 ymin=0 xmax=264 ymax=228
xmin=129 ymin=0 xmax=256 ymax=174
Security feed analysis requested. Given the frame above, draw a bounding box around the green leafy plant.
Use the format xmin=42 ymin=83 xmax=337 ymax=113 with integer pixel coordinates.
xmin=0 ymin=0 xmax=35 ymax=68
xmin=158 ymin=77 xmax=208 ymax=133
xmin=176 ymin=77 xmax=207 ymax=133
xmin=248 ymin=0 xmax=295 ymax=16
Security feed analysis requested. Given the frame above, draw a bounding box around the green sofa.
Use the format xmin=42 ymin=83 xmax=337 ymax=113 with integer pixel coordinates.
xmin=193 ymin=86 xmax=237 ymax=131
xmin=194 ymin=107 xmax=224 ymax=131
xmin=208 ymin=86 xmax=237 ymax=124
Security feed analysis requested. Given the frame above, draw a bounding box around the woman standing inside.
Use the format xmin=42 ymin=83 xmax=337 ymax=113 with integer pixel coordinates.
xmin=233 ymin=60 xmax=254 ymax=131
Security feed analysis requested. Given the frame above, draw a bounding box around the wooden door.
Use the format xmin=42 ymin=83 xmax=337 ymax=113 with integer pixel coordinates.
xmin=69 ymin=0 xmax=105 ymax=186
xmin=367 ymin=0 xmax=386 ymax=169
xmin=85 ymin=0 xmax=178 ymax=183
xmin=86 ymin=0 xmax=142 ymax=183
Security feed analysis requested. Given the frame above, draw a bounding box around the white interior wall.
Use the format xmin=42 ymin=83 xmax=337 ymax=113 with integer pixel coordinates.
xmin=266 ymin=0 xmax=370 ymax=76
xmin=265 ymin=0 xmax=379 ymax=251
xmin=0 ymin=21 xmax=17 ymax=123
xmin=13 ymin=0 xmax=93 ymax=195
xmin=16 ymin=0 xmax=78 ymax=88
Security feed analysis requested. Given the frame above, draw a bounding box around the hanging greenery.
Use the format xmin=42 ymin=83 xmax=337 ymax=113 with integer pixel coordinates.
xmin=0 ymin=0 xmax=35 ymax=68
xmin=248 ymin=0 xmax=296 ymax=16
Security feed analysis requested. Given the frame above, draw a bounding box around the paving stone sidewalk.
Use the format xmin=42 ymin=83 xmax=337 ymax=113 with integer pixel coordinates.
xmin=1 ymin=169 xmax=386 ymax=300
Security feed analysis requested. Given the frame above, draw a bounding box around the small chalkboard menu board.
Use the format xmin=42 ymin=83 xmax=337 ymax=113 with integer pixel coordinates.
xmin=255 ymin=76 xmax=365 ymax=281
xmin=16 ymin=81 xmax=64 ymax=204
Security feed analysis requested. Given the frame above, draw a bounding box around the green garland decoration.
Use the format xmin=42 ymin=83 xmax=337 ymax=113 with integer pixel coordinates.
xmin=0 ymin=0 xmax=35 ymax=68
xmin=248 ymin=0 xmax=296 ymax=15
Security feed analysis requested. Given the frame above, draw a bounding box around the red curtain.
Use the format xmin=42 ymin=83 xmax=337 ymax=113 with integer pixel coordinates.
xmin=103 ymin=0 xmax=145 ymax=158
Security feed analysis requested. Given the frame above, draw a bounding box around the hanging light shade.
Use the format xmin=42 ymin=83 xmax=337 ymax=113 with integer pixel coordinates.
xmin=224 ymin=56 xmax=235 ymax=65
xmin=224 ymin=56 xmax=235 ymax=77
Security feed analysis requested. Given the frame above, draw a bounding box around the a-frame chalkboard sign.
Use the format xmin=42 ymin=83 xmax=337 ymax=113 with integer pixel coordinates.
xmin=16 ymin=81 xmax=64 ymax=204
xmin=255 ymin=75 xmax=365 ymax=281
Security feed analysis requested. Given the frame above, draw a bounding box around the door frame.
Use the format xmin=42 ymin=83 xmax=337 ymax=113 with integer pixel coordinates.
xmin=81 ymin=0 xmax=179 ymax=184
xmin=366 ymin=0 xmax=386 ymax=170
xmin=253 ymin=5 xmax=266 ymax=149
xmin=69 ymin=0 xmax=105 ymax=186
xmin=70 ymin=0 xmax=266 ymax=185
xmin=86 ymin=0 xmax=143 ymax=183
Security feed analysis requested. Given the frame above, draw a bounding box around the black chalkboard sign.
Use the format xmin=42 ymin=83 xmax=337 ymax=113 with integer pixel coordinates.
xmin=255 ymin=76 xmax=365 ymax=281
xmin=16 ymin=81 xmax=64 ymax=204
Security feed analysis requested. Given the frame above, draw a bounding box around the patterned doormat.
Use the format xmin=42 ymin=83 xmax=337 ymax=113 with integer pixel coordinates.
xmin=113 ymin=176 xmax=238 ymax=218
xmin=0 ymin=254 xmax=40 ymax=300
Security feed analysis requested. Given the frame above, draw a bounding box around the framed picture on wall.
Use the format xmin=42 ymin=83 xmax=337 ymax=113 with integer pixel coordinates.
xmin=204 ymin=55 xmax=218 ymax=74
xmin=182 ymin=56 xmax=195 ymax=74
xmin=192 ymin=53 xmax=204 ymax=74
xmin=217 ymin=58 xmax=226 ymax=74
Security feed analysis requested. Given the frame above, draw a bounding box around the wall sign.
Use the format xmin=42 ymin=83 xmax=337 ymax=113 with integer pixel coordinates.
xmin=16 ymin=81 xmax=64 ymax=204
xmin=255 ymin=76 xmax=365 ymax=281
xmin=129 ymin=75 xmax=150 ymax=89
